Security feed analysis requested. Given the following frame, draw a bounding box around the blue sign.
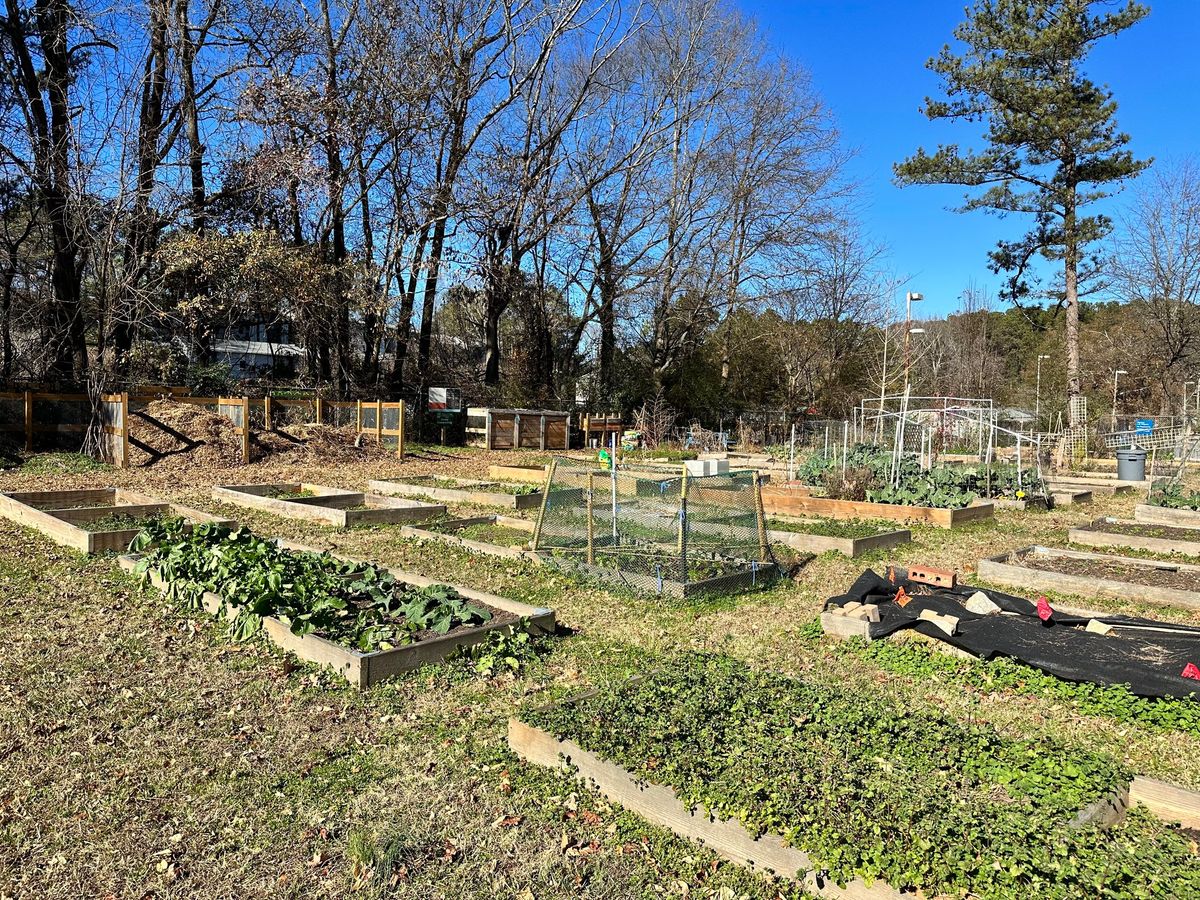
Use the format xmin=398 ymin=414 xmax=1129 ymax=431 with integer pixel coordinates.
xmin=1135 ymin=418 xmax=1154 ymax=435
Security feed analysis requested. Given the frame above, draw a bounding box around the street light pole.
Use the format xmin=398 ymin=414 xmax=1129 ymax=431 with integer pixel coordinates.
xmin=903 ymin=291 xmax=923 ymax=390
xmin=1035 ymin=354 xmax=1051 ymax=433
xmin=1112 ymin=369 xmax=1129 ymax=432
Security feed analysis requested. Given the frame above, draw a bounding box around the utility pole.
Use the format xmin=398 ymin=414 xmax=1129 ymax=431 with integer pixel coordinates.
xmin=1035 ymin=354 xmax=1051 ymax=432
xmin=1112 ymin=369 xmax=1128 ymax=432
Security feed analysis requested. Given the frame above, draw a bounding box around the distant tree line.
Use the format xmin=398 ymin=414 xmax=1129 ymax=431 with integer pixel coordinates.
xmin=0 ymin=0 xmax=1196 ymax=436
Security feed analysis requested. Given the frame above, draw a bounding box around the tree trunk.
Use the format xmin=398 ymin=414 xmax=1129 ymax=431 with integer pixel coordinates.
xmin=176 ymin=0 xmax=207 ymax=232
xmin=1064 ymin=188 xmax=1082 ymax=426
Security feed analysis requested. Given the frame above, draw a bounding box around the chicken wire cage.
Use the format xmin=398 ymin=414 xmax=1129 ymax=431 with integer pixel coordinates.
xmin=531 ymin=457 xmax=778 ymax=598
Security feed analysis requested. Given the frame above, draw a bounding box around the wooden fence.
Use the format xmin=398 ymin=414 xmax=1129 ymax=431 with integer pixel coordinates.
xmin=0 ymin=390 xmax=405 ymax=467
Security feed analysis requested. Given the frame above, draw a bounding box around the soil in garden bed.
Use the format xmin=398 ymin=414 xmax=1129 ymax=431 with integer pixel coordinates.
xmin=1088 ymin=520 xmax=1200 ymax=542
xmin=450 ymin=523 xmax=530 ymax=545
xmin=1019 ymin=552 xmax=1200 ymax=592
xmin=767 ymin=517 xmax=890 ymax=539
xmin=79 ymin=512 xmax=170 ymax=533
xmin=263 ymin=486 xmax=317 ymax=500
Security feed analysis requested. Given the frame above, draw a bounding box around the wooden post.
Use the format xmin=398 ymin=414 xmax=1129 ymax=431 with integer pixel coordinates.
xmin=264 ymin=396 xmax=274 ymax=432
xmin=356 ymin=399 xmax=362 ymax=434
xmin=586 ymin=471 xmax=595 ymax=565
xmin=754 ymin=473 xmax=769 ymax=562
xmin=241 ymin=397 xmax=250 ymax=464
xmin=23 ymin=390 xmax=32 ymax=451
xmin=539 ymin=414 xmax=546 ymax=451
xmin=513 ymin=413 xmax=522 ymax=449
xmin=120 ymin=392 xmax=130 ymax=468
xmin=530 ymin=458 xmax=557 ymax=551
xmin=397 ymin=401 xmax=406 ymax=459
xmin=376 ymin=399 xmax=383 ymax=443
xmin=315 ymin=396 xmax=324 ymax=425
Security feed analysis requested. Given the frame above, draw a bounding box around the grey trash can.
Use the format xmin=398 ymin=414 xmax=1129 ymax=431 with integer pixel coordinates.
xmin=1116 ymin=448 xmax=1146 ymax=481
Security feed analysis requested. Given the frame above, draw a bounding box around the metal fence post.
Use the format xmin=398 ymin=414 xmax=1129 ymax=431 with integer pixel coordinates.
xmin=586 ymin=471 xmax=595 ymax=565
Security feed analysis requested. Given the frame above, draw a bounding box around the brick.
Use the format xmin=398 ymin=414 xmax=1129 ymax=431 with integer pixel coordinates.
xmin=908 ymin=565 xmax=957 ymax=589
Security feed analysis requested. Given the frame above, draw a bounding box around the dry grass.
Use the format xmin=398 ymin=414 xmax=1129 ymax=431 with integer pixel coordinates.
xmin=1 ymin=446 xmax=1198 ymax=898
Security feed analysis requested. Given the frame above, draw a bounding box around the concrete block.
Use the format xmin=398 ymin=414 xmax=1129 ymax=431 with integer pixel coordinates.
xmin=1086 ymin=619 xmax=1115 ymax=635
xmin=964 ymin=591 xmax=1001 ymax=615
xmin=820 ymin=612 xmax=872 ymax=640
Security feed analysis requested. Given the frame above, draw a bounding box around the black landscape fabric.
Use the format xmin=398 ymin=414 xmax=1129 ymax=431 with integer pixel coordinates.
xmin=827 ymin=568 xmax=1200 ymax=699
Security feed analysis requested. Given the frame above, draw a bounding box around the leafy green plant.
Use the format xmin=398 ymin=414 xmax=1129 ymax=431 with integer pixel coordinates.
xmin=464 ymin=622 xmax=542 ymax=678
xmin=1149 ymin=485 xmax=1200 ymax=510
xmin=797 ymin=445 xmax=1037 ymax=508
xmin=523 ymin=653 xmax=1200 ymax=900
xmin=130 ymin=519 xmax=491 ymax=651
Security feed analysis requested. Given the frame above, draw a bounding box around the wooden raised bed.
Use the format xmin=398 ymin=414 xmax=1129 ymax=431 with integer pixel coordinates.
xmin=402 ymin=514 xmax=537 ymax=562
xmin=1051 ymin=488 xmax=1093 ymax=505
xmin=1070 ymin=517 xmax=1200 ymax=558
xmin=509 ymin=699 xmax=1130 ymax=899
xmin=368 ymin=476 xmax=543 ymax=510
xmin=991 ymin=496 xmax=1049 ymax=510
xmin=762 ymin=487 xmax=993 ymax=529
xmin=0 ymin=487 xmax=232 ymax=553
xmin=976 ymin=545 xmax=1200 ymax=611
xmin=212 ymin=483 xmax=444 ymax=527
xmin=765 ymin=518 xmax=910 ymax=558
xmin=1045 ymin=475 xmax=1143 ymax=495
xmin=1135 ymin=503 xmax=1200 ymax=529
xmin=487 ymin=463 xmax=548 ymax=484
xmin=120 ymin=545 xmax=555 ymax=688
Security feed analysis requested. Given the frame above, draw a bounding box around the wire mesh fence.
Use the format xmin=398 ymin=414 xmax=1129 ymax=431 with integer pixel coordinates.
xmin=532 ymin=457 xmax=778 ymax=598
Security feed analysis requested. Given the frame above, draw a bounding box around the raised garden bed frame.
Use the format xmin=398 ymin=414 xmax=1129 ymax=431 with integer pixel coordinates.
xmin=212 ymin=483 xmax=445 ymax=527
xmin=1135 ymin=503 xmax=1200 ymax=529
xmin=368 ymin=476 xmax=543 ymax=510
xmin=487 ymin=464 xmax=548 ymax=484
xmin=1070 ymin=517 xmax=1200 ymax=558
xmin=0 ymin=487 xmax=232 ymax=553
xmin=537 ymin=551 xmax=778 ymax=599
xmin=509 ymin=689 xmax=1137 ymax=900
xmin=762 ymin=487 xmax=994 ymax=529
xmin=120 ymin=541 xmax=555 ymax=688
xmin=402 ymin=514 xmax=538 ymax=562
xmin=977 ymin=545 xmax=1200 ymax=611
xmin=765 ymin=516 xmax=910 ymax=558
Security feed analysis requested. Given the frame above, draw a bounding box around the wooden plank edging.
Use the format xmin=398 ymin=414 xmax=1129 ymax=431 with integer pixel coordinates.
xmin=976 ymin=546 xmax=1200 ymax=611
xmin=507 ymin=718 xmax=904 ymax=899
xmin=1069 ymin=518 xmax=1200 ymax=558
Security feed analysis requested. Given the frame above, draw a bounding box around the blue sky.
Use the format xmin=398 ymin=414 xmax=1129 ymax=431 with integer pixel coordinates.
xmin=739 ymin=0 xmax=1200 ymax=318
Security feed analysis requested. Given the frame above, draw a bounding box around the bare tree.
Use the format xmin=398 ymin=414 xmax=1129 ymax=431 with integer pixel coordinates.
xmin=1110 ymin=158 xmax=1200 ymax=413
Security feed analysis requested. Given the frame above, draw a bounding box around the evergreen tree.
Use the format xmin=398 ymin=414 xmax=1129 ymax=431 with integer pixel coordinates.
xmin=895 ymin=0 xmax=1150 ymax=424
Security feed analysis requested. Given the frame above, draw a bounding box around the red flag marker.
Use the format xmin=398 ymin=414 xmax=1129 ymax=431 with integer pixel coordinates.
xmin=1036 ymin=596 xmax=1053 ymax=622
xmin=1182 ymin=663 xmax=1200 ymax=681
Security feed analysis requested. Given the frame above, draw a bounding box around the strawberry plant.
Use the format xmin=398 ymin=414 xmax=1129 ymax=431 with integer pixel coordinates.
xmin=523 ymin=653 xmax=1200 ymax=899
xmin=130 ymin=519 xmax=491 ymax=651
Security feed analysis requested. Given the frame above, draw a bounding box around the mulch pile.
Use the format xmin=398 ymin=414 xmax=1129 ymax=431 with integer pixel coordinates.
xmin=128 ymin=400 xmax=394 ymax=469
xmin=129 ymin=400 xmax=247 ymax=468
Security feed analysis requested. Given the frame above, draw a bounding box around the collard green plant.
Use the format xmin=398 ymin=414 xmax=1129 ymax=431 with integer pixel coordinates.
xmin=130 ymin=519 xmax=490 ymax=651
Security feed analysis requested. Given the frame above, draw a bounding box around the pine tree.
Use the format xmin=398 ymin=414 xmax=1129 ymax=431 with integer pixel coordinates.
xmin=895 ymin=0 xmax=1150 ymax=424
